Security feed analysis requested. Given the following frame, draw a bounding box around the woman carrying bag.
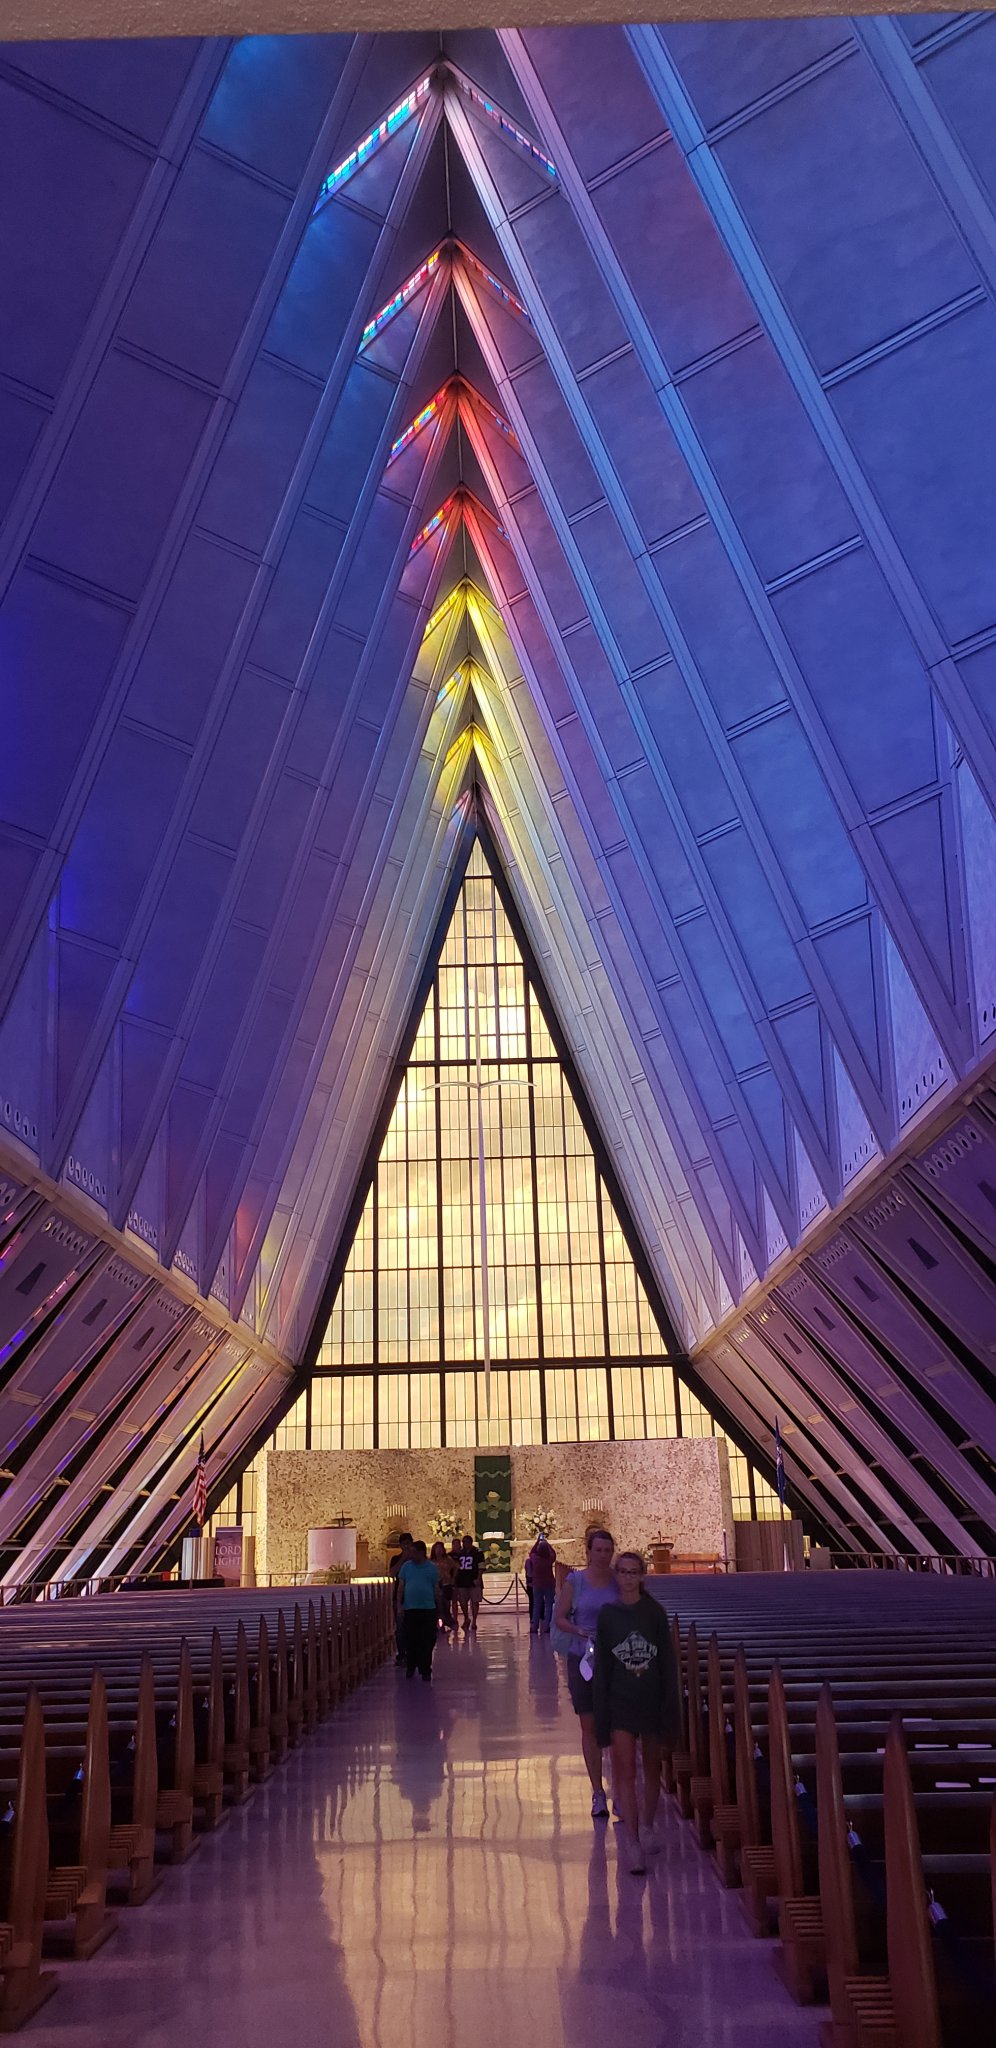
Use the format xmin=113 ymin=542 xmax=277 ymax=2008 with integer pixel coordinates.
xmin=593 ymin=1550 xmax=680 ymax=1873
xmin=550 ymin=1528 xmax=618 ymax=1819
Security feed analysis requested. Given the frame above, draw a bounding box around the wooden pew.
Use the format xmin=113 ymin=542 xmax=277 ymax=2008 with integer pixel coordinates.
xmin=191 ymin=1632 xmax=226 ymax=1831
xmin=153 ymin=1641 xmax=196 ymax=1863
xmin=248 ymin=1617 xmax=273 ymax=1782
xmin=662 ymin=1593 xmax=996 ymax=2042
xmin=705 ymin=1632 xmax=742 ymax=1886
xmin=0 ymin=1578 xmax=393 ymax=2032
xmin=107 ymin=1654 xmax=160 ymax=1904
xmin=0 ymin=1693 xmax=56 ymax=2032
xmin=829 ymin=1715 xmax=996 ymax=2048
xmin=0 ymin=1676 xmax=116 ymax=1963
xmin=222 ymin=1622 xmax=252 ymax=1805
xmin=732 ymin=1644 xmax=779 ymax=1936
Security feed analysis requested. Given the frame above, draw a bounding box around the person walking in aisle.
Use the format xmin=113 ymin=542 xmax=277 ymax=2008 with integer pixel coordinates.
xmin=397 ymin=1540 xmax=441 ymax=1681
xmin=389 ymin=1532 xmax=415 ymax=1664
xmin=452 ymin=1533 xmax=483 ymax=1633
xmin=527 ymin=1533 xmax=557 ymax=1633
xmin=593 ymin=1551 xmax=680 ymax=1873
xmin=430 ymin=1540 xmax=456 ymax=1631
xmin=552 ymin=1528 xmax=619 ymax=1819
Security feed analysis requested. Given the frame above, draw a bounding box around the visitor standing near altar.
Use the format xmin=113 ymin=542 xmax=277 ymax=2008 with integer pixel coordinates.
xmin=551 ymin=1528 xmax=619 ymax=1819
xmin=527 ymin=1533 xmax=558 ymax=1633
xmin=452 ymin=1534 xmax=484 ymax=1632
xmin=397 ymin=1540 xmax=441 ymax=1682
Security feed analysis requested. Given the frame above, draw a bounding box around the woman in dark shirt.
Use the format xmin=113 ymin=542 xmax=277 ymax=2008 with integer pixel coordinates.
xmin=593 ymin=1551 xmax=680 ymax=1872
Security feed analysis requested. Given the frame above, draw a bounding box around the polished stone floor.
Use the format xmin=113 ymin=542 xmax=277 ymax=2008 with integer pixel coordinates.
xmin=26 ymin=1612 xmax=821 ymax=2046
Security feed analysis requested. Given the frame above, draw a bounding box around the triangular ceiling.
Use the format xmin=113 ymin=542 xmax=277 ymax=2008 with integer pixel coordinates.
xmin=2 ymin=20 xmax=996 ymax=1572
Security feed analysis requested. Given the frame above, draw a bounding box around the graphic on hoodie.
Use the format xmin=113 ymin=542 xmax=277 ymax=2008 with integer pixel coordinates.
xmin=611 ymin=1631 xmax=658 ymax=1678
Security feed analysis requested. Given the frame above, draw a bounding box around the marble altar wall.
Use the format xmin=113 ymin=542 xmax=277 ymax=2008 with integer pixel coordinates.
xmin=258 ymin=1437 xmax=733 ymax=1580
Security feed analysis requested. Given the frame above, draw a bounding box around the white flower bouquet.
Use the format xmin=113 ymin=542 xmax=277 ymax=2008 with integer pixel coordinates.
xmin=429 ymin=1508 xmax=463 ymax=1542
xmin=522 ymin=1506 xmax=557 ymax=1539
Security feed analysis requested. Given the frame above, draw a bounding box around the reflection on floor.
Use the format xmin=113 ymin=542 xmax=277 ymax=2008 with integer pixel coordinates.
xmin=24 ymin=1610 xmax=821 ymax=2047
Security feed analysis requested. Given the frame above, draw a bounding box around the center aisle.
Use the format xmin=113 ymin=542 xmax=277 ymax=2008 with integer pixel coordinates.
xmin=24 ymin=1610 xmax=821 ymax=2048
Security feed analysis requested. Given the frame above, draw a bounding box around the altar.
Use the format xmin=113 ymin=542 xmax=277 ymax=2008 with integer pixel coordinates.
xmin=256 ymin=1435 xmax=735 ymax=1581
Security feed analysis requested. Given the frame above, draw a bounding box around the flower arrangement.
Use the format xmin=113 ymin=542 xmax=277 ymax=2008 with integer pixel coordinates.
xmin=312 ymin=1562 xmax=352 ymax=1585
xmin=521 ymin=1506 xmax=557 ymax=1540
xmin=428 ymin=1507 xmax=463 ymax=1542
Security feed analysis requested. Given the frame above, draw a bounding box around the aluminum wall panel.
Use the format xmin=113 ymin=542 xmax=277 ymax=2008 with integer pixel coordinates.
xmin=0 ymin=1252 xmax=151 ymax=1465
xmin=0 ymin=1285 xmax=193 ymax=1553
xmin=0 ymin=1205 xmax=103 ymax=1364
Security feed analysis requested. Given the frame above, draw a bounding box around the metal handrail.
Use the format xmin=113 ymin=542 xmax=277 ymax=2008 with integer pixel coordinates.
xmin=829 ymin=1551 xmax=996 ymax=1578
xmin=1 ymin=1574 xmax=136 ymax=1605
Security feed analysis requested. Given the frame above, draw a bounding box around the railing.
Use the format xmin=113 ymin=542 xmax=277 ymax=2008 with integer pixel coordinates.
xmin=830 ymin=1551 xmax=996 ymax=1578
xmin=5 ymin=1552 xmax=992 ymax=1605
xmin=1 ymin=1574 xmax=138 ymax=1605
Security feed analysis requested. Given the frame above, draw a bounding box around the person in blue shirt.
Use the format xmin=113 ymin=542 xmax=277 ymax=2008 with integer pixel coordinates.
xmin=397 ymin=1540 xmax=441 ymax=1681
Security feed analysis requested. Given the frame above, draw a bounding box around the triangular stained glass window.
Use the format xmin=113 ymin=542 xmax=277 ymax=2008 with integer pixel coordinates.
xmin=343 ymin=847 xmax=658 ymax=1352
xmin=236 ymin=835 xmax=773 ymax=1500
xmin=318 ymin=840 xmax=668 ymax=1440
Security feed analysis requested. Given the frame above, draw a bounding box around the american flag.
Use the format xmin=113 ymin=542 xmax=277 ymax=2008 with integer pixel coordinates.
xmin=774 ymin=1416 xmax=786 ymax=1508
xmin=191 ymin=1434 xmax=208 ymax=1530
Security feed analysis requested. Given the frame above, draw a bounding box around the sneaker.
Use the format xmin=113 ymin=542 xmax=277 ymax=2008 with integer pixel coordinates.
xmin=590 ymin=1791 xmax=609 ymax=1821
xmin=625 ymin=1830 xmax=646 ymax=1874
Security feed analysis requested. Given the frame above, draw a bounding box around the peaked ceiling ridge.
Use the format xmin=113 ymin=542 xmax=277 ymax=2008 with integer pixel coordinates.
xmin=440 ymin=55 xmax=943 ymax=1186
xmin=4 ymin=28 xmax=996 ymax=1574
xmin=452 ymin=440 xmax=794 ymax=1315
xmin=429 ymin=552 xmax=730 ymax=1336
xmin=229 ymin=487 xmax=715 ymax=1361
xmin=465 ymin=665 xmax=729 ymax=1342
xmin=27 ymin=59 xmax=913 ymax=1359
xmin=312 ymin=51 xmax=558 ymax=224
xmin=439 ymin=131 xmax=966 ymax=1287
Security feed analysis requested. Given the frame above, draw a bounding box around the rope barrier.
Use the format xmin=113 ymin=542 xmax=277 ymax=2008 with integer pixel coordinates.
xmin=480 ymin=1573 xmax=526 ymax=1606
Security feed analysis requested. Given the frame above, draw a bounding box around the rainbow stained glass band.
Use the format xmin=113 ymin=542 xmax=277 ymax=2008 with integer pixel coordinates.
xmin=455 ymin=76 xmax=557 ymax=180
xmin=409 ymin=494 xmax=455 ymax=557
xmin=314 ymin=75 xmax=434 ymax=212
xmin=464 ymin=387 xmax=518 ymax=446
xmin=424 ymin=588 xmax=461 ymax=636
xmin=360 ymin=248 xmax=444 ymax=349
xmin=460 ymin=247 xmax=531 ymax=323
xmin=436 ymin=662 xmax=467 ymax=705
xmin=387 ymin=390 xmax=446 ymax=465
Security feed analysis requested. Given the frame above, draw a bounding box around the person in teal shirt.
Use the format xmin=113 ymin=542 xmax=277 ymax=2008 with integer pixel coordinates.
xmin=397 ymin=1541 xmax=440 ymax=1681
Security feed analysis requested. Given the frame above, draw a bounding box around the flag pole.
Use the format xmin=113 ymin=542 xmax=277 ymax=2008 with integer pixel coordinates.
xmin=774 ymin=1416 xmax=790 ymax=1572
xmin=473 ymin=965 xmax=491 ymax=1420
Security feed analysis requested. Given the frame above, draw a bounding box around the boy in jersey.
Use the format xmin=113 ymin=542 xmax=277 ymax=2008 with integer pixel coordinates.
xmin=451 ymin=1534 xmax=483 ymax=1633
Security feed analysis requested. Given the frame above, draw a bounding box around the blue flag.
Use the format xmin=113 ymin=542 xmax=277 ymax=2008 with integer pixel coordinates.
xmin=774 ymin=1417 xmax=786 ymax=1507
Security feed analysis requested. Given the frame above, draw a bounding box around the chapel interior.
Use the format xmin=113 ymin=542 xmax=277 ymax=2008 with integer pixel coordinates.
xmin=1 ymin=8 xmax=995 ymax=2046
